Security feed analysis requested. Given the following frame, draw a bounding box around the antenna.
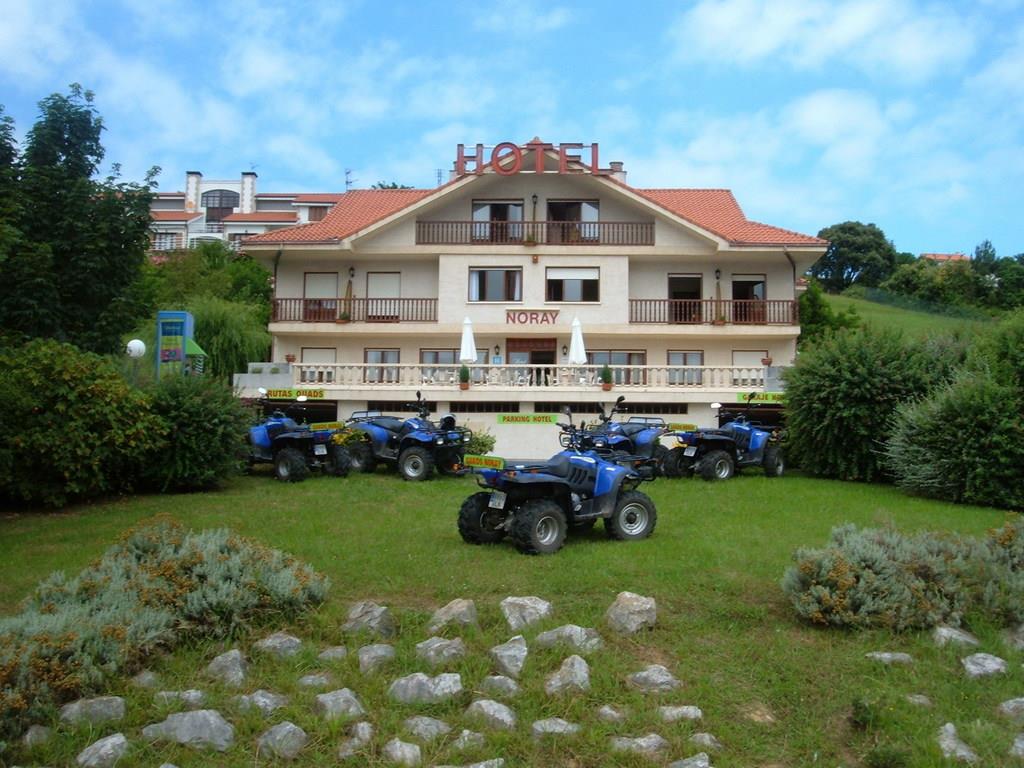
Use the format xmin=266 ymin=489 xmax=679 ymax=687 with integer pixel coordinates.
xmin=249 ymin=161 xmax=259 ymax=172
xmin=436 ymin=168 xmax=443 ymax=186
xmin=345 ymin=169 xmax=357 ymax=190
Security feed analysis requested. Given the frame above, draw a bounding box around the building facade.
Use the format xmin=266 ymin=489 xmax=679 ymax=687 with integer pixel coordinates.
xmin=234 ymin=141 xmax=827 ymax=457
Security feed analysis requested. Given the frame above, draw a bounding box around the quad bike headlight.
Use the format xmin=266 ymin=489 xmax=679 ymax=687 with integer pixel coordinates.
xmin=436 ymin=437 xmax=444 ymax=445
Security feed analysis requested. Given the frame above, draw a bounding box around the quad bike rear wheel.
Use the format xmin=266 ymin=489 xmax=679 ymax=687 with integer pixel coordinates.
xmin=328 ymin=444 xmax=351 ymax=477
xmin=511 ymin=499 xmax=567 ymax=555
xmin=663 ymin=447 xmax=694 ymax=478
xmin=399 ymin=446 xmax=434 ymax=481
xmin=457 ymin=492 xmax=507 ymax=544
xmin=274 ymin=447 xmax=309 ymax=483
xmin=763 ymin=446 xmax=785 ymax=477
xmin=604 ymin=490 xmax=657 ymax=540
xmin=699 ymin=449 xmax=734 ymax=481
xmin=652 ymin=444 xmax=670 ymax=477
xmin=348 ymin=442 xmax=377 ymax=474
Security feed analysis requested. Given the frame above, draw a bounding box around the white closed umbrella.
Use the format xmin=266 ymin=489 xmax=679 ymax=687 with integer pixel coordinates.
xmin=568 ymin=315 xmax=588 ymax=365
xmin=459 ymin=316 xmax=477 ymax=364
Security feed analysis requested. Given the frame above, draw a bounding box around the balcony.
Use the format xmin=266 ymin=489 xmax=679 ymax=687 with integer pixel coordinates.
xmin=272 ymin=297 xmax=438 ymax=323
xmin=416 ymin=220 xmax=654 ymax=246
xmin=629 ymin=299 xmax=799 ymax=325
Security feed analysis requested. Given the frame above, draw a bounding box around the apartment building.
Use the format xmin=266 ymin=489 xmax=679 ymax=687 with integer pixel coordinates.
xmin=234 ymin=140 xmax=827 ymax=456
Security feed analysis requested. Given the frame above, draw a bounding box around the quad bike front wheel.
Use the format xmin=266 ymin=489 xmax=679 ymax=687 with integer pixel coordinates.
xmin=457 ymin=492 xmax=507 ymax=545
xmin=274 ymin=447 xmax=309 ymax=483
xmin=399 ymin=446 xmax=435 ymax=481
xmin=699 ymin=449 xmax=735 ymax=481
xmin=605 ymin=490 xmax=657 ymax=540
xmin=763 ymin=446 xmax=785 ymax=478
xmin=511 ymin=499 xmax=567 ymax=555
xmin=328 ymin=445 xmax=351 ymax=477
xmin=652 ymin=444 xmax=670 ymax=477
xmin=663 ymin=447 xmax=694 ymax=478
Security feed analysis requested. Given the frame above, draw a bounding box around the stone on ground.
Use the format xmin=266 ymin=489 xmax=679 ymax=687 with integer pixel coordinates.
xmin=254 ymin=631 xmax=303 ymax=658
xmin=359 ymin=643 xmax=396 ymax=674
xmin=610 ymin=733 xmax=669 ymax=755
xmin=962 ymin=652 xmax=1007 ymax=678
xmin=257 ymin=721 xmax=307 ymax=760
xmin=60 ymin=696 xmax=126 ymax=726
xmin=691 ymin=732 xmax=723 ymax=750
xmin=669 ymin=754 xmax=712 ymax=768
xmin=314 ymin=688 xmax=366 ymax=720
xmin=235 ymin=689 xmax=288 ymax=716
xmin=937 ymin=722 xmax=978 ymax=763
xmin=206 ymin=649 xmax=248 ymax=687
xmin=383 ymin=737 xmax=421 ymax=766
xmin=337 ymin=721 xmax=374 ymax=759
xmin=660 ymin=705 xmax=702 ymax=722
xmin=388 ymin=672 xmax=463 ymax=704
xmin=452 ymin=729 xmax=485 ymax=750
xmin=416 ymin=636 xmax=467 ymax=666
xmin=627 ymin=664 xmax=681 ymax=693
xmin=21 ymin=724 xmax=52 ymax=747
xmin=318 ymin=645 xmax=348 ymax=661
xmin=499 ymin=596 xmax=552 ymax=631
xmin=434 ymin=762 xmax=505 ymax=768
xmin=131 ymin=670 xmax=159 ymax=689
xmin=535 ymin=624 xmax=603 ymax=653
xmin=298 ymin=672 xmax=333 ymax=688
xmin=531 ymin=717 xmax=581 ymax=740
xmin=154 ymin=690 xmax=206 ymax=709
xmin=480 ymin=675 xmax=520 ymax=698
xmin=999 ymin=698 xmax=1024 ymax=720
xmin=597 ymin=704 xmax=627 ymax=723
xmin=905 ymin=694 xmax=933 ymax=707
xmin=142 ymin=709 xmax=235 ymax=751
xmin=490 ymin=635 xmax=528 ymax=678
xmin=933 ymin=626 xmax=980 ymax=648
xmin=76 ymin=733 xmax=128 ymax=768
xmin=404 ymin=715 xmax=452 ymax=741
xmin=466 ymin=699 xmax=517 ymax=730
xmin=1005 ymin=624 xmax=1024 ymax=651
xmin=343 ymin=600 xmax=396 ymax=638
xmin=545 ymin=655 xmax=590 ymax=696
xmin=1012 ymin=733 xmax=1024 ymax=759
xmin=428 ymin=598 xmax=478 ymax=633
xmin=605 ymin=591 xmax=656 ymax=634
xmin=865 ymin=651 xmax=913 ymax=665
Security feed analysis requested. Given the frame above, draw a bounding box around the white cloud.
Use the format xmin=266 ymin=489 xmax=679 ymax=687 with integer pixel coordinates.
xmin=473 ymin=1 xmax=569 ymax=34
xmin=0 ymin=0 xmax=77 ymax=82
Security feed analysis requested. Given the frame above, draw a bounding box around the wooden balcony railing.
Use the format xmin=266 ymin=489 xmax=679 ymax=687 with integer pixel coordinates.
xmin=272 ymin=298 xmax=438 ymax=323
xmin=416 ymin=220 xmax=655 ymax=246
xmin=629 ymin=299 xmax=799 ymax=325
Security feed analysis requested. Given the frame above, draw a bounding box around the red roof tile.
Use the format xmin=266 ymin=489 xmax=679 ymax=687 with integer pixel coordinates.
xmin=222 ymin=211 xmax=298 ymax=223
xmin=921 ymin=252 xmax=968 ymax=262
xmin=151 ymin=210 xmax=203 ymax=222
xmin=293 ymin=193 xmax=346 ymax=203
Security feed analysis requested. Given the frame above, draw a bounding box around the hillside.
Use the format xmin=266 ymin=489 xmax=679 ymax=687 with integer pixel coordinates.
xmin=823 ymin=293 xmax=991 ymax=337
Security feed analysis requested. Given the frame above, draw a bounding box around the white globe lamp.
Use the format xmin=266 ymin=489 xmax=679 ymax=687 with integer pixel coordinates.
xmin=126 ymin=339 xmax=147 ymax=359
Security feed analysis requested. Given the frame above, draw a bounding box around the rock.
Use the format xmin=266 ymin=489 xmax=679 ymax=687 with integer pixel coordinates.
xmin=1005 ymin=624 xmax=1024 ymax=651
xmin=157 ymin=764 xmax=179 ymax=768
xmin=388 ymin=672 xmax=463 ymax=704
xmin=142 ymin=709 xmax=235 ymax=751
xmin=480 ymin=675 xmax=520 ymax=698
xmin=343 ymin=600 xmax=396 ymax=638
xmin=531 ymin=717 xmax=580 ymax=740
xmin=76 ymin=733 xmax=128 ymax=768
xmin=428 ymin=598 xmax=478 ymax=633
xmin=318 ymin=645 xmax=348 ymax=662
xmin=597 ymin=704 xmax=627 ymax=723
xmin=669 ymin=754 xmax=711 ymax=768
xmin=466 ymin=699 xmax=517 ymax=730
xmin=383 ymin=737 xmax=421 ymax=766
xmin=999 ymin=698 xmax=1024 ymax=720
xmin=962 ymin=652 xmax=1007 ymax=678
xmin=627 ymin=664 xmax=681 ymax=693
xmin=535 ymin=624 xmax=603 ymax=653
xmin=154 ymin=690 xmax=206 ymax=709
xmin=60 ymin=696 xmax=126 ymax=726
xmin=298 ymin=672 xmax=333 ymax=688
xmin=937 ymin=722 xmax=978 ymax=763
xmin=254 ymin=631 xmax=303 ymax=658
xmin=499 ymin=596 xmax=552 ymax=631
xmin=545 ymin=655 xmax=590 ymax=696
xmin=865 ymin=651 xmax=913 ymax=665
xmin=257 ymin=721 xmax=307 ymax=760
xmin=605 ymin=591 xmax=657 ymax=634
xmin=742 ymin=702 xmax=777 ymax=724
xmin=690 ymin=732 xmax=722 ymax=751
xmin=610 ymin=733 xmax=669 ymax=756
xmin=337 ymin=721 xmax=374 ymax=759
xmin=404 ymin=715 xmax=452 ymax=741
xmin=21 ymin=724 xmax=52 ymax=747
xmin=130 ymin=670 xmax=159 ymax=689
xmin=435 ymin=762 xmax=505 ymax=768
xmin=235 ymin=689 xmax=288 ymax=716
xmin=416 ymin=636 xmax=467 ymax=667
xmin=660 ymin=705 xmax=702 ymax=722
xmin=933 ymin=626 xmax=980 ymax=648
xmin=905 ymin=693 xmax=933 ymax=707
xmin=358 ymin=643 xmax=396 ymax=674
xmin=314 ymin=688 xmax=366 ymax=720
xmin=490 ymin=635 xmax=528 ymax=678
xmin=1012 ymin=733 xmax=1024 ymax=759
xmin=452 ymin=729 xmax=485 ymax=750
xmin=206 ymin=649 xmax=247 ymax=687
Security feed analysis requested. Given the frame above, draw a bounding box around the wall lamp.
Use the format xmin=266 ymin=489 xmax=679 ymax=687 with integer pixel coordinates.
xmin=531 ymin=194 xmax=538 ymax=205
xmin=561 ymin=345 xmax=568 ymax=355
xmin=714 ymin=268 xmax=721 ymax=280
xmin=494 ymin=344 xmax=501 ymax=355
xmin=349 ymin=266 xmax=355 ymax=278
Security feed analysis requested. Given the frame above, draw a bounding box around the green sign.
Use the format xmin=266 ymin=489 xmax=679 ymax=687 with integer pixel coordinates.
xmin=464 ymin=454 xmax=506 ymax=469
xmin=497 ymin=413 xmax=559 ymax=425
xmin=737 ymin=392 xmax=785 ymax=404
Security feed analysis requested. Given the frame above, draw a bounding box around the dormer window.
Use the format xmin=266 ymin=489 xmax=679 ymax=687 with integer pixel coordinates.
xmin=472 ymin=200 xmax=523 ymax=242
xmin=548 ymin=200 xmax=598 ymax=243
xmin=201 ymin=189 xmax=240 ymax=222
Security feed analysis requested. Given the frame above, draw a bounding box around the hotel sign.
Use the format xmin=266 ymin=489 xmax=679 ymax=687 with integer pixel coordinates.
xmin=457 ymin=141 xmax=608 ymax=176
xmin=265 ymin=388 xmax=326 ymax=399
xmin=506 ymin=309 xmax=559 ymax=325
xmin=497 ymin=414 xmax=559 ymax=425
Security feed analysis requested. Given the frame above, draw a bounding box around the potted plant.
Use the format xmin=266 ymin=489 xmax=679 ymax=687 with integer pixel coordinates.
xmin=459 ymin=365 xmax=471 ymax=390
xmin=761 ymin=356 xmax=773 ymax=366
xmin=336 ymin=311 xmax=351 ymax=324
xmin=600 ymin=365 xmax=613 ymax=391
xmin=285 ymin=354 xmax=296 ymax=364
xmin=523 ymin=231 xmax=537 ymax=245
xmin=712 ymin=314 xmax=726 ymax=326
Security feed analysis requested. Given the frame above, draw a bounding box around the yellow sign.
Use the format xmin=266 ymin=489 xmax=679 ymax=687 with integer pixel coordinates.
xmin=668 ymin=423 xmax=698 ymax=431
xmin=737 ymin=392 xmax=785 ymax=404
xmin=309 ymin=421 xmax=343 ymax=431
xmin=464 ymin=454 xmax=506 ymax=470
xmin=497 ymin=413 xmax=559 ymax=425
xmin=266 ymin=389 xmax=326 ymax=400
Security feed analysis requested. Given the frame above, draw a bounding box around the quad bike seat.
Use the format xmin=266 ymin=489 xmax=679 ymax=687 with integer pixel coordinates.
xmin=617 ymin=423 xmax=649 ymax=437
xmin=512 ymin=454 xmax=572 ymax=478
xmin=369 ymin=417 xmax=408 ymax=432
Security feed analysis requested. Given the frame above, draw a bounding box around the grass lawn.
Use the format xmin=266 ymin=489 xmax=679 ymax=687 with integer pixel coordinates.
xmin=2 ymin=472 xmax=1019 ymax=767
xmin=824 ymin=293 xmax=991 ymax=338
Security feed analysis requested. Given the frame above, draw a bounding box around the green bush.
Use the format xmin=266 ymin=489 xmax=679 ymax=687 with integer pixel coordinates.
xmin=968 ymin=307 xmax=1024 ymax=395
xmin=884 ymin=369 xmax=1024 ymax=509
xmin=142 ymin=375 xmax=251 ymax=491
xmin=0 ymin=338 xmax=167 ymax=507
xmin=0 ymin=521 xmax=328 ymax=747
xmin=465 ymin=427 xmax=497 ymax=456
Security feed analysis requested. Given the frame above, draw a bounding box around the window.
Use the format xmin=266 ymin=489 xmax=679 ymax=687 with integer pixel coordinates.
xmin=668 ymin=350 xmax=704 ymax=386
xmin=472 ymin=200 xmax=523 ymax=242
xmin=469 ymin=268 xmax=522 ymax=302
xmin=366 ymin=272 xmax=401 ymax=321
xmin=201 ymin=189 xmax=240 ymax=222
xmin=731 ymin=350 xmax=767 ymax=387
xmin=668 ymin=274 xmax=703 ymax=323
xmin=587 ymin=350 xmax=647 ymax=385
xmin=303 ymin=272 xmax=338 ymax=321
xmin=450 ymin=401 xmax=521 ymax=413
xmin=308 ymin=206 xmax=328 ymax=222
xmin=299 ymin=347 xmax=336 ymax=383
xmin=419 ymin=348 xmax=488 ymax=384
xmin=152 ymin=232 xmax=180 ymax=250
xmin=546 ymin=267 xmax=600 ymax=302
xmin=547 ymin=200 xmax=599 ymax=243
xmin=365 ymin=349 xmax=400 ymax=384
xmin=732 ymin=274 xmax=766 ymax=323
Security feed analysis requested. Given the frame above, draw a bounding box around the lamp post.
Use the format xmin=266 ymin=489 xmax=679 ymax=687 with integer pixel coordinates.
xmin=126 ymin=339 xmax=146 ymax=387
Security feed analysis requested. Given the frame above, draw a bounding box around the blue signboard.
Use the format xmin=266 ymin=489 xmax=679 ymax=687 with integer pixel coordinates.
xmin=156 ymin=310 xmax=195 ymax=379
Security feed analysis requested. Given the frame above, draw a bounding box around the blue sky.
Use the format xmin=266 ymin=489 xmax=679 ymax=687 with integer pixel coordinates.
xmin=1 ymin=0 xmax=1022 ymax=257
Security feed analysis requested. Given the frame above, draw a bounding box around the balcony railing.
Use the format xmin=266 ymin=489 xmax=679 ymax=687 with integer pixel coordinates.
xmin=272 ymin=297 xmax=438 ymax=323
xmin=294 ymin=363 xmax=768 ymax=390
xmin=203 ymin=222 xmax=225 ymax=233
xmin=416 ymin=220 xmax=655 ymax=246
xmin=629 ymin=299 xmax=799 ymax=325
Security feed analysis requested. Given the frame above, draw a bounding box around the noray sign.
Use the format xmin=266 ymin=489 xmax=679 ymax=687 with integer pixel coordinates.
xmin=456 ymin=141 xmax=608 ymax=176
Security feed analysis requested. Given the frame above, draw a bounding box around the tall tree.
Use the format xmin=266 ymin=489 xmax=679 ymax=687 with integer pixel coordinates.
xmin=370 ymin=181 xmax=413 ymax=189
xmin=811 ymin=221 xmax=898 ymax=293
xmin=0 ymin=85 xmax=158 ymax=353
xmin=971 ymin=239 xmax=998 ymax=276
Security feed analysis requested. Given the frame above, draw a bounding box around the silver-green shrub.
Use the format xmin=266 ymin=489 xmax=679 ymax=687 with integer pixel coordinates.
xmin=0 ymin=521 xmax=328 ymax=748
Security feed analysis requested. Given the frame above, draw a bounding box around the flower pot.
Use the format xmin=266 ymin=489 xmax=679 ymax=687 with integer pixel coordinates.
xmin=285 ymin=354 xmax=296 ymax=364
xmin=335 ymin=318 xmax=351 ymax=324
xmin=601 ymin=382 xmax=612 ymax=391
xmin=459 ymin=382 xmax=469 ymax=391
xmin=761 ymin=357 xmax=773 ymax=366
xmin=712 ymin=318 xmax=726 ymax=326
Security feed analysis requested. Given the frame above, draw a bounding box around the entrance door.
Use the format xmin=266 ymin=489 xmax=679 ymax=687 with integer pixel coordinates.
xmin=507 ymin=338 xmax=557 ymax=386
xmin=668 ymin=274 xmax=702 ymax=324
xmin=367 ymin=272 xmax=401 ymax=322
xmin=732 ymin=274 xmax=766 ymax=323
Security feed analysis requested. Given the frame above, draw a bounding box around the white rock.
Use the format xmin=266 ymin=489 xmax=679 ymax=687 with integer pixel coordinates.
xmin=337 ymin=721 xmax=374 ymax=759
xmin=933 ymin=625 xmax=980 ymax=648
xmin=142 ymin=709 xmax=235 ymax=751
xmin=544 ymin=655 xmax=590 ymax=696
xmin=998 ymin=698 xmax=1024 ymax=720
xmin=76 ymin=733 xmax=128 ymax=768
xmin=388 ymin=672 xmax=463 ymax=704
xmin=466 ymin=699 xmax=517 ymax=730
xmin=531 ymin=717 xmax=580 ymax=740
xmin=254 ymin=630 xmax=303 ymax=658
xmin=605 ymin=591 xmax=657 ymax=634
xmin=428 ymin=598 xmax=478 ymax=633
xmin=416 ymin=636 xmax=467 ymax=667
xmin=383 ymin=737 xmax=421 ymax=766
xmin=865 ymin=651 xmax=913 ymax=665
xmin=434 ymin=762 xmax=504 ymax=768
xmin=298 ymin=672 xmax=333 ymax=688
xmin=690 ymin=732 xmax=722 ymax=751
xmin=1012 ymin=733 xmax=1024 ymax=759
xmin=358 ymin=643 xmax=396 ymax=674
xmin=1004 ymin=624 xmax=1024 ymax=651
xmin=669 ymin=754 xmax=711 ymax=768
xmin=490 ymin=635 xmax=528 ymax=678
xmin=611 ymin=733 xmax=669 ymax=755
xmin=905 ymin=693 xmax=933 ymax=707
xmin=499 ymin=596 xmax=552 ymax=631
xmin=21 ymin=724 xmax=52 ymax=747
xmin=660 ymin=705 xmax=702 ymax=722
xmin=60 ymin=696 xmax=126 ymax=725
xmin=154 ymin=690 xmax=206 ymax=709
xmin=535 ymin=624 xmax=603 ymax=653
xmin=343 ymin=600 xmax=396 ymax=638
xmin=962 ymin=652 xmax=1007 ymax=678
xmin=206 ymin=649 xmax=248 ymax=687
xmin=937 ymin=722 xmax=978 ymax=763
xmin=235 ymin=689 xmax=288 ymax=716
xmin=480 ymin=675 xmax=520 ymax=698
xmin=597 ymin=704 xmax=627 ymax=723
xmin=627 ymin=664 xmax=680 ymax=693
xmin=318 ymin=645 xmax=348 ymax=661
xmin=315 ymin=688 xmax=366 ymax=720
xmin=404 ymin=715 xmax=452 ymax=742
xmin=130 ymin=670 xmax=159 ymax=689
xmin=257 ymin=721 xmax=307 ymax=760
xmin=452 ymin=729 xmax=485 ymax=750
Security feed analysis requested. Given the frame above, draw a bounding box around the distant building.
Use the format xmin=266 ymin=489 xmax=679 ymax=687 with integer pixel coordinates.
xmin=921 ymin=252 xmax=969 ymax=263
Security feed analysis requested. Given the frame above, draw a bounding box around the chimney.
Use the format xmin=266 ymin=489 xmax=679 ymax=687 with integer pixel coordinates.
xmin=184 ymin=171 xmax=202 ymax=212
xmin=240 ymin=171 xmax=257 ymax=214
xmin=609 ymin=161 xmax=626 ymax=183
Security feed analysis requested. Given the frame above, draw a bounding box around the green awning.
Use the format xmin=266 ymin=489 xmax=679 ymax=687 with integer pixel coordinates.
xmin=185 ymin=338 xmax=207 ymax=356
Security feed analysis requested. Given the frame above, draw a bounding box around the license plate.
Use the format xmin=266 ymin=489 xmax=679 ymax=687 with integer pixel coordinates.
xmin=488 ymin=490 xmax=507 ymax=509
xmin=314 ymin=444 xmax=327 ymax=456
xmin=684 ymin=446 xmax=697 ymax=457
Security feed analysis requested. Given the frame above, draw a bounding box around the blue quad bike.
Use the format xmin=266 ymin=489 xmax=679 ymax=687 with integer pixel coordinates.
xmin=579 ymin=395 xmax=670 ymax=474
xmin=666 ymin=394 xmax=785 ymax=481
xmin=248 ymin=390 xmax=350 ymax=482
xmin=345 ymin=391 xmax=472 ymax=481
xmin=458 ymin=408 xmax=658 ymax=555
